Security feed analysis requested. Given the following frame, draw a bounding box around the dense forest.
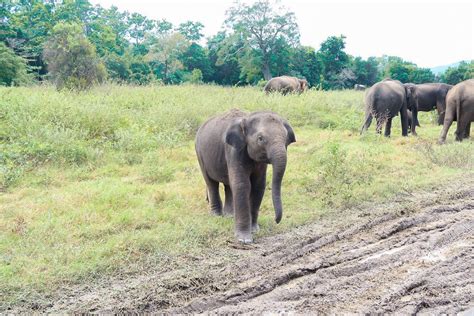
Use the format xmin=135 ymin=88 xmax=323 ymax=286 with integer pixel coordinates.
xmin=1 ymin=0 xmax=473 ymax=89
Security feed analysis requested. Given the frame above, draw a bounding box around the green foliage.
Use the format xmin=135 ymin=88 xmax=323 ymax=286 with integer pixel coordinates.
xmin=146 ymin=33 xmax=190 ymax=84
xmin=184 ymin=69 xmax=203 ymax=84
xmin=381 ymin=56 xmax=435 ymax=84
xmin=43 ymin=22 xmax=106 ymax=90
xmin=177 ymin=21 xmax=204 ymax=42
xmin=0 ymin=43 xmax=32 ymax=86
xmin=225 ymin=0 xmax=299 ymax=80
xmin=440 ymin=61 xmax=474 ymax=85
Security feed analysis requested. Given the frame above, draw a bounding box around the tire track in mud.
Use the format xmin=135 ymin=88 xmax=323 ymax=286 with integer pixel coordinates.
xmin=4 ymin=180 xmax=474 ymax=314
xmin=168 ymin=185 xmax=474 ymax=314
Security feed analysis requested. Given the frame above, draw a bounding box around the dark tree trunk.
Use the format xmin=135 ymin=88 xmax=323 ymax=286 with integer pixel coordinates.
xmin=262 ymin=61 xmax=272 ymax=81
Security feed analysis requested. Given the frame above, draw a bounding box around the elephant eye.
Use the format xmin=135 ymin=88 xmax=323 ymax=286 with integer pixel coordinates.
xmin=257 ymin=135 xmax=265 ymax=143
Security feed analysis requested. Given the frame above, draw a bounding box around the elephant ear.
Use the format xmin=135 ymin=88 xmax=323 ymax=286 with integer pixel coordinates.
xmin=225 ymin=119 xmax=246 ymax=150
xmin=283 ymin=120 xmax=296 ymax=145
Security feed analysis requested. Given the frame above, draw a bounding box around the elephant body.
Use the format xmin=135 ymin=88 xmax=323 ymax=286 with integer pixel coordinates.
xmin=360 ymin=79 xmax=410 ymax=137
xmin=405 ymin=83 xmax=453 ymax=131
xmin=354 ymin=84 xmax=366 ymax=91
xmin=438 ymin=79 xmax=474 ymax=143
xmin=264 ymin=76 xmax=308 ymax=95
xmin=195 ymin=109 xmax=295 ymax=243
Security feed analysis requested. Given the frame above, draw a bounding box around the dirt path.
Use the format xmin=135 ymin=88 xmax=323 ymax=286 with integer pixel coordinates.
xmin=4 ymin=179 xmax=474 ymax=314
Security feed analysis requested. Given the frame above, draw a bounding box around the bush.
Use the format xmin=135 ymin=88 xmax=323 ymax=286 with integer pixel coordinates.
xmin=0 ymin=43 xmax=32 ymax=86
xmin=43 ymin=22 xmax=107 ymax=90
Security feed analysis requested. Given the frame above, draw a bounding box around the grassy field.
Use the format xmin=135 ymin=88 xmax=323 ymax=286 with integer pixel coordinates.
xmin=1 ymin=84 xmax=473 ymax=304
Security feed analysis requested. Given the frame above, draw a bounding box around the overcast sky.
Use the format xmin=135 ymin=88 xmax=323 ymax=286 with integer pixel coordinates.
xmin=89 ymin=0 xmax=473 ymax=68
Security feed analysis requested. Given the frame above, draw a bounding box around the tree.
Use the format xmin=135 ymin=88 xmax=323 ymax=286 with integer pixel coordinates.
xmin=0 ymin=42 xmax=32 ymax=86
xmin=225 ymin=0 xmax=299 ymax=80
xmin=180 ymin=43 xmax=213 ymax=81
xmin=441 ymin=61 xmax=474 ymax=85
xmin=145 ymin=32 xmax=190 ymax=83
xmin=43 ymin=22 xmax=106 ymax=90
xmin=177 ymin=21 xmax=204 ymax=42
xmin=317 ymin=35 xmax=350 ymax=89
xmin=207 ymin=31 xmax=241 ymax=85
xmin=290 ymin=46 xmax=322 ymax=87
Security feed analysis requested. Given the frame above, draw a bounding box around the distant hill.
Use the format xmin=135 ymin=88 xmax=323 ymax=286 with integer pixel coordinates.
xmin=430 ymin=61 xmax=466 ymax=75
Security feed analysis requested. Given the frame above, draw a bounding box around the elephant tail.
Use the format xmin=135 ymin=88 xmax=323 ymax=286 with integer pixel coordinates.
xmin=360 ymin=113 xmax=373 ymax=135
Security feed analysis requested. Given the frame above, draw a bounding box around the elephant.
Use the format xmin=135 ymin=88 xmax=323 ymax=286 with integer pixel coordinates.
xmin=407 ymin=109 xmax=420 ymax=133
xmin=264 ymin=76 xmax=308 ymax=95
xmin=360 ymin=79 xmax=411 ymax=137
xmin=354 ymin=84 xmax=367 ymax=91
xmin=404 ymin=82 xmax=453 ymax=133
xmin=438 ymin=79 xmax=474 ymax=143
xmin=195 ymin=109 xmax=296 ymax=243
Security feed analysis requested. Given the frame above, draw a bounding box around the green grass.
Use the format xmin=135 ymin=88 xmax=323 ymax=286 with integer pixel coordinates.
xmin=1 ymin=84 xmax=473 ymax=303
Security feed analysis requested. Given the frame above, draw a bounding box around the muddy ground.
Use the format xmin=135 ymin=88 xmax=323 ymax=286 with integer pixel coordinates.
xmin=4 ymin=179 xmax=474 ymax=314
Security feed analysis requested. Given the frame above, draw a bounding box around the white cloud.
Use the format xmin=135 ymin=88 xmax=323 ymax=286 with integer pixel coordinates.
xmin=89 ymin=0 xmax=474 ymax=67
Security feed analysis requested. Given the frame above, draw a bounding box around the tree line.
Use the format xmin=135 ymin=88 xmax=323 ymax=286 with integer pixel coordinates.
xmin=1 ymin=0 xmax=473 ymax=89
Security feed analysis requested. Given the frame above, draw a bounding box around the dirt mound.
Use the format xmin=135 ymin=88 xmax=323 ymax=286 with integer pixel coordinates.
xmin=4 ymin=180 xmax=474 ymax=314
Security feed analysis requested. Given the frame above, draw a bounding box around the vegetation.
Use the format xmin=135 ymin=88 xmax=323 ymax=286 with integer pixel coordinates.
xmin=43 ymin=22 xmax=107 ymax=90
xmin=1 ymin=85 xmax=472 ymax=305
xmin=2 ymin=0 xmax=471 ymax=90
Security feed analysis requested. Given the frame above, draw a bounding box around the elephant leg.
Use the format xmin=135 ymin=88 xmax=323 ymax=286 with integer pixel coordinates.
xmin=360 ymin=112 xmax=373 ymax=135
xmin=250 ymin=165 xmax=267 ymax=233
xmin=375 ymin=117 xmax=383 ymax=134
xmin=464 ymin=122 xmax=471 ymax=139
xmin=455 ymin=119 xmax=470 ymax=142
xmin=384 ymin=117 xmax=392 ymax=137
xmin=438 ymin=116 xmax=454 ymax=144
xmin=223 ymin=184 xmax=233 ymax=216
xmin=411 ymin=109 xmax=418 ymax=136
xmin=230 ymin=174 xmax=252 ymax=243
xmin=204 ymin=176 xmax=222 ymax=216
xmin=400 ymin=105 xmax=409 ymax=137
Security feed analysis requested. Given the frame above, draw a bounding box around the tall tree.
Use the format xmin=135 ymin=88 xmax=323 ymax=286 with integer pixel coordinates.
xmin=225 ymin=0 xmax=299 ymax=80
xmin=145 ymin=32 xmax=190 ymax=83
xmin=177 ymin=21 xmax=204 ymax=42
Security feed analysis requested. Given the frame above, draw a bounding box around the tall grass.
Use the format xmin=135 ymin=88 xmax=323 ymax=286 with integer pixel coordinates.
xmin=0 ymin=84 xmax=472 ymax=303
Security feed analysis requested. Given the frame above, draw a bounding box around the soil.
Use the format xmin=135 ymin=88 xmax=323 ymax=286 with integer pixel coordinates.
xmin=3 ymin=179 xmax=474 ymax=314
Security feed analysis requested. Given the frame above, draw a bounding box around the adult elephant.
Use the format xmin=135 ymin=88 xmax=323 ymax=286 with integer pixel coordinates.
xmin=195 ymin=109 xmax=296 ymax=243
xmin=264 ymin=76 xmax=308 ymax=95
xmin=438 ymin=79 xmax=474 ymax=143
xmin=404 ymin=83 xmax=453 ymax=132
xmin=360 ymin=79 xmax=412 ymax=137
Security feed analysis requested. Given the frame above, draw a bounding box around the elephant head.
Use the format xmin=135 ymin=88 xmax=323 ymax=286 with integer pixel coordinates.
xmin=299 ymin=79 xmax=308 ymax=92
xmin=404 ymin=83 xmax=418 ymax=111
xmin=225 ymin=111 xmax=296 ymax=223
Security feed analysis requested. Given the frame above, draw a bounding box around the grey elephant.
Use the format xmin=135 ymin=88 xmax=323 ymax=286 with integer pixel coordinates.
xmin=438 ymin=79 xmax=474 ymax=143
xmin=195 ymin=109 xmax=296 ymax=243
xmin=360 ymin=79 xmax=411 ymax=137
xmin=354 ymin=84 xmax=366 ymax=91
xmin=404 ymin=82 xmax=453 ymax=133
xmin=264 ymin=76 xmax=308 ymax=95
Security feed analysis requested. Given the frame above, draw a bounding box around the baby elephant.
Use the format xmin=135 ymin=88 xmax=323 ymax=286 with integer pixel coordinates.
xmin=195 ymin=109 xmax=296 ymax=243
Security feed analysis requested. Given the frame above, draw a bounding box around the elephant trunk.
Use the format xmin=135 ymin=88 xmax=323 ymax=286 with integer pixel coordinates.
xmin=269 ymin=146 xmax=287 ymax=224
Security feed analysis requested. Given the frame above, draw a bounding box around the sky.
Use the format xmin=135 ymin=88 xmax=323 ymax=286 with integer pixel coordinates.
xmin=89 ymin=0 xmax=474 ymax=68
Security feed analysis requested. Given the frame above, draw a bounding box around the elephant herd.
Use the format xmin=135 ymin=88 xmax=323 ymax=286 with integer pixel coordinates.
xmin=195 ymin=76 xmax=473 ymax=244
xmin=361 ymin=78 xmax=473 ymax=143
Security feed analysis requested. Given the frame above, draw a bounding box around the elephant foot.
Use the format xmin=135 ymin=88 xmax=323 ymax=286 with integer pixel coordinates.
xmin=437 ymin=139 xmax=446 ymax=145
xmin=211 ymin=208 xmax=223 ymax=216
xmin=251 ymin=223 xmax=260 ymax=233
xmin=223 ymin=206 xmax=234 ymax=217
xmin=236 ymin=231 xmax=253 ymax=244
